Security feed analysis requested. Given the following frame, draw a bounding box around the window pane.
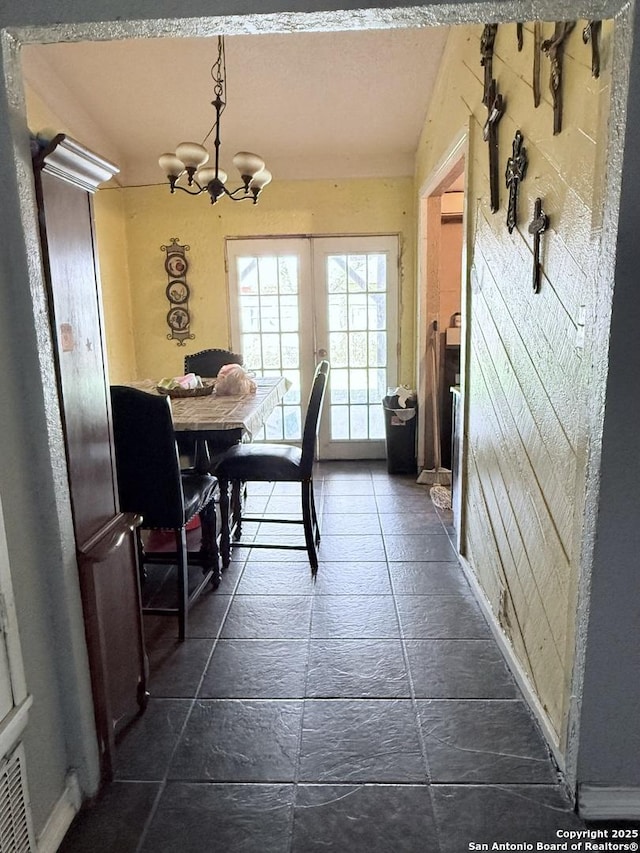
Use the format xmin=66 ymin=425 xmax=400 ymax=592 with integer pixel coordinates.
xmin=367 ymin=254 xmax=387 ymax=291
xmin=237 ymin=257 xmax=259 ymax=294
xmin=349 ymin=293 xmax=368 ymax=330
xmin=331 ymin=405 xmax=349 ymax=439
xmin=280 ymin=295 xmax=298 ymax=332
xmin=368 ymin=331 xmax=387 ymax=367
xmin=369 ymin=368 xmax=387 ymax=404
xmin=350 ymin=405 xmax=368 ymax=439
xmin=258 ymin=256 xmax=278 ymax=293
xmin=369 ymin=404 xmax=385 ymax=438
xmin=279 ymin=256 xmax=298 ymax=293
xmin=327 ymin=256 xmax=347 ymax=293
xmin=349 ymin=332 xmax=368 ymax=367
xmin=329 ymin=332 xmax=348 ymax=368
xmin=328 ymin=294 xmax=347 ymax=331
xmin=330 ymin=369 xmax=349 ymax=405
xmin=260 ymin=295 xmax=280 ymax=331
xmin=281 ymin=333 xmax=300 ymax=369
xmin=349 ymin=369 xmax=368 ymax=404
xmin=347 ymin=255 xmax=367 ymax=292
xmin=368 ymin=293 xmax=386 ymax=330
xmin=283 ymin=406 xmax=301 ymax=440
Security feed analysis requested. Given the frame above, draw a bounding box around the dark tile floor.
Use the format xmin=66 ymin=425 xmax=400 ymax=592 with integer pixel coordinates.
xmin=60 ymin=461 xmax=594 ymax=853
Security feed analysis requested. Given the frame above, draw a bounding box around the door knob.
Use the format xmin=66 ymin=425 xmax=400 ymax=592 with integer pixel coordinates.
xmin=317 ymin=348 xmax=327 ymax=358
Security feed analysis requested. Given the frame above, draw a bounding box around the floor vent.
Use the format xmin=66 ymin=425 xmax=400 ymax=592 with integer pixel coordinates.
xmin=0 ymin=744 xmax=36 ymax=853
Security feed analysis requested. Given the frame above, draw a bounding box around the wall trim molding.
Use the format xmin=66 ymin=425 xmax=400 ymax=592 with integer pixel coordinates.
xmin=457 ymin=553 xmax=567 ymax=782
xmin=36 ymin=770 xmax=81 ymax=853
xmin=578 ymin=785 xmax=640 ymax=820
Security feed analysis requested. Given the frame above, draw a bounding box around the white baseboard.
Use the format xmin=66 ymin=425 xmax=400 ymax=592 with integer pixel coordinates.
xmin=456 ymin=554 xmax=567 ymax=779
xmin=578 ymin=785 xmax=640 ymax=820
xmin=37 ymin=770 xmax=82 ymax=853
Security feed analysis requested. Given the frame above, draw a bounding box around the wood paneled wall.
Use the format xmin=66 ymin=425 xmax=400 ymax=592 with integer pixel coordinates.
xmin=416 ymin=21 xmax=613 ymax=747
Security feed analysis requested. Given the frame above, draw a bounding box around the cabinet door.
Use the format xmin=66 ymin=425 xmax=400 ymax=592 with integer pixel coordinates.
xmin=39 ymin=170 xmax=118 ymax=544
xmin=35 ymin=136 xmax=147 ymax=783
xmin=77 ymin=513 xmax=147 ymax=779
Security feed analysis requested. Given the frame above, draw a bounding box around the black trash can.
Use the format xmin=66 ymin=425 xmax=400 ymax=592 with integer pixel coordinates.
xmin=382 ymin=395 xmax=417 ymax=475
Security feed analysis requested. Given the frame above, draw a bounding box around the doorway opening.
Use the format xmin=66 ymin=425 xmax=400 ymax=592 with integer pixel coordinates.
xmin=416 ymin=132 xmax=466 ymax=540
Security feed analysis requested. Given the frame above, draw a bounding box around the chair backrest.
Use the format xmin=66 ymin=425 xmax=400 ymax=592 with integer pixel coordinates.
xmin=110 ymin=386 xmax=185 ymax=529
xmin=300 ymin=360 xmax=330 ymax=477
xmin=184 ymin=348 xmax=243 ymax=378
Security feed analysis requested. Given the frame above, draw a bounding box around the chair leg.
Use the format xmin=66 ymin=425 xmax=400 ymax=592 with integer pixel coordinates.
xmin=218 ymin=477 xmax=231 ymax=569
xmin=199 ymin=500 xmax=221 ymax=588
xmin=135 ymin=528 xmax=147 ymax=584
xmin=176 ymin=527 xmax=189 ymax=641
xmin=302 ymin=479 xmax=318 ymax=570
xmin=231 ymin=479 xmax=243 ymax=540
xmin=310 ymin=483 xmax=321 ymax=545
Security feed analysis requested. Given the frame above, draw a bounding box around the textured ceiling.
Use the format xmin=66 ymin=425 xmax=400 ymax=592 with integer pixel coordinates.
xmin=21 ymin=27 xmax=449 ymax=187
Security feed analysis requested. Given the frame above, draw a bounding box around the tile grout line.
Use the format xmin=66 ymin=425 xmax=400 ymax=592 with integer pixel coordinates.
xmin=384 ymin=504 xmax=448 ymax=853
xmin=133 ymin=555 xmax=245 ymax=853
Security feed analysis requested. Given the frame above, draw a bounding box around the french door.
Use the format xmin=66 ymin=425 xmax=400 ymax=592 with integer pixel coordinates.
xmin=226 ymin=235 xmax=398 ymax=459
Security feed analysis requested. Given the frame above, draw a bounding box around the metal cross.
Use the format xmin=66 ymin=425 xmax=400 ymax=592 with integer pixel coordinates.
xmin=528 ymin=198 xmax=549 ymax=294
xmin=583 ymin=20 xmax=602 ymax=79
xmin=533 ymin=21 xmax=542 ymax=107
xmin=542 ymin=21 xmax=576 ymax=135
xmin=505 ymin=131 xmax=528 ymax=234
xmin=483 ymin=79 xmax=505 ymax=213
xmin=480 ymin=24 xmax=498 ymax=105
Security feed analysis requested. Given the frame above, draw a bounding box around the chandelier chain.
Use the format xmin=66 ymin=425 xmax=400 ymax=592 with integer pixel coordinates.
xmin=202 ymin=36 xmax=226 ymax=147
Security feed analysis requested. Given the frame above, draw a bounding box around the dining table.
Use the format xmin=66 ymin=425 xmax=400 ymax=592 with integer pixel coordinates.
xmin=126 ymin=375 xmax=290 ymax=462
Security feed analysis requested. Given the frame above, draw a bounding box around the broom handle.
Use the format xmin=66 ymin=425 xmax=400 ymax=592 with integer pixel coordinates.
xmin=430 ymin=325 xmax=442 ymax=470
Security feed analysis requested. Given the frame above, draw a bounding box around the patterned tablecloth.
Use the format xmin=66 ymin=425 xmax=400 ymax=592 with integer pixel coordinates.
xmin=127 ymin=376 xmax=290 ymax=439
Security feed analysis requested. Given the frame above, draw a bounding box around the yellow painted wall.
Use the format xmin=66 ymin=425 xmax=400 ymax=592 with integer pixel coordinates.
xmin=24 ymin=82 xmax=138 ymax=384
xmin=93 ymin=190 xmax=138 ymax=383
xmin=415 ymin=22 xmax=613 ymax=751
xmin=24 ymin=80 xmax=415 ymax=389
xmin=119 ymin=178 xmax=416 ymax=382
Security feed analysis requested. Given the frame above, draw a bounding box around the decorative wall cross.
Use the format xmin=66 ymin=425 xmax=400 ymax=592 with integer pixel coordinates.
xmin=583 ymin=20 xmax=602 ymax=78
xmin=480 ymin=24 xmax=499 ymax=105
xmin=542 ymin=21 xmax=576 ymax=134
xmin=483 ymin=79 xmax=505 ymax=213
xmin=528 ymin=198 xmax=549 ymax=294
xmin=505 ymin=131 xmax=528 ymax=233
xmin=533 ymin=21 xmax=542 ymax=107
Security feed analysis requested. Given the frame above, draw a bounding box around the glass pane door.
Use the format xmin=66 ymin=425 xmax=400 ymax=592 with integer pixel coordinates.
xmin=313 ymin=236 xmax=398 ymax=459
xmin=227 ymin=235 xmax=399 ymax=458
xmin=227 ymin=238 xmax=314 ymax=441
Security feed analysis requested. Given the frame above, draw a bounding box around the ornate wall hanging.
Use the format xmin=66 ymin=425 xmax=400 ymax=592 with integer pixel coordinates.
xmin=505 ymin=130 xmax=528 ymax=233
xmin=528 ymin=198 xmax=549 ymax=294
xmin=583 ymin=20 xmax=602 ymax=78
xmin=480 ymin=24 xmax=499 ymax=105
xmin=533 ymin=22 xmax=542 ymax=107
xmin=542 ymin=21 xmax=577 ymax=134
xmin=483 ymin=78 xmax=505 ymax=213
xmin=161 ymin=237 xmax=194 ymax=346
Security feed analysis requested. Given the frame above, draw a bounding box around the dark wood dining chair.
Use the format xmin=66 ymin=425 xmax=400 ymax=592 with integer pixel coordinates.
xmin=184 ymin=348 xmax=243 ymax=378
xmin=110 ymin=386 xmax=220 ymax=640
xmin=179 ymin=348 xmax=245 ymax=467
xmin=213 ymin=360 xmax=329 ymax=571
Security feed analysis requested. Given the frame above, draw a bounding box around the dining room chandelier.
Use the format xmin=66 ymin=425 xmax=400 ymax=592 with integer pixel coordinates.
xmin=158 ymin=36 xmax=271 ymax=205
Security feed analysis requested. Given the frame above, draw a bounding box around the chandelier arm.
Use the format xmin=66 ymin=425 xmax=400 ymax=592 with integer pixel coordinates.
xmin=225 ymin=185 xmax=252 ymax=199
xmin=172 ymin=183 xmax=206 ymax=196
